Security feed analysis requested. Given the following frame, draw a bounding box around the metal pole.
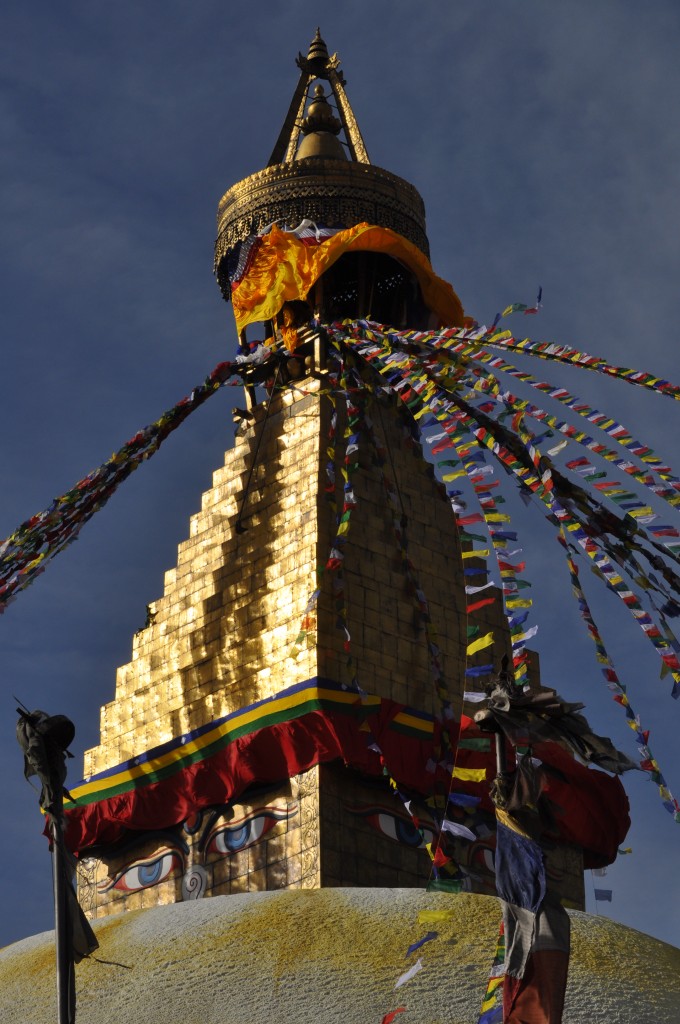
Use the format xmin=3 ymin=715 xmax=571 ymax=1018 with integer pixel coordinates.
xmin=16 ymin=707 xmax=81 ymax=1024
xmin=494 ymin=730 xmax=508 ymax=779
xmin=50 ymin=801 xmax=73 ymax=1024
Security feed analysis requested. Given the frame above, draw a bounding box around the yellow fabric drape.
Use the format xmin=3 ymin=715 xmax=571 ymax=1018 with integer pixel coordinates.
xmin=231 ymin=223 xmax=465 ymax=332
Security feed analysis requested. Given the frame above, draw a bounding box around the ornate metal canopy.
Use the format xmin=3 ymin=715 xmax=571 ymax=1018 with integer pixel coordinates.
xmin=214 ymin=30 xmax=430 ymax=301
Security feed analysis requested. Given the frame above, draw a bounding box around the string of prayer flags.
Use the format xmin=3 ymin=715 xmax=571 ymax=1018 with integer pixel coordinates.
xmin=324 ymin=316 xmax=680 ymax=824
xmin=358 ymin=398 xmax=474 ymax=893
xmin=594 ymin=889 xmax=613 ymax=903
xmin=557 ymin=530 xmax=680 ymax=819
xmin=360 ymin=407 xmax=454 ymax=731
xmin=463 ymin=351 xmax=680 ymax=538
xmin=403 ymin=338 xmax=537 ymax=682
xmin=476 ymin=921 xmax=505 ymax=1024
xmin=313 ymin=363 xmax=468 ymax=878
xmin=484 ymin=331 xmax=680 ymax=402
xmin=362 ymin=320 xmax=680 ymax=566
xmin=332 ymin=321 xmax=535 ymax=685
xmin=0 ymin=359 xmax=238 ymax=612
xmin=466 ymin=346 xmax=680 ymax=510
xmin=463 ymin=386 xmax=680 ymax=695
xmin=393 ymin=316 xmax=679 ymax=692
xmin=289 ymin=374 xmax=343 ymax=659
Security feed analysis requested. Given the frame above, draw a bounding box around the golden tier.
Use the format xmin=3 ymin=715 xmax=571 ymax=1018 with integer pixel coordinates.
xmin=214 ymin=159 xmax=430 ymax=300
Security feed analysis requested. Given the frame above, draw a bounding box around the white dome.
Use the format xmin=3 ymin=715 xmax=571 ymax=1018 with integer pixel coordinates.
xmin=1 ymin=890 xmax=678 ymax=1023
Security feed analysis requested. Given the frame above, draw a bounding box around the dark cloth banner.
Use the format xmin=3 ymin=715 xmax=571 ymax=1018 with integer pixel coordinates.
xmin=503 ymin=896 xmax=570 ymax=1023
xmin=494 ymin=809 xmax=546 ymax=914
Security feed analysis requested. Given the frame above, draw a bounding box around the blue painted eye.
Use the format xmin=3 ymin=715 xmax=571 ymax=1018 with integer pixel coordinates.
xmin=206 ymin=805 xmax=296 ymax=857
xmin=375 ymin=812 xmax=433 ymax=849
xmin=394 ymin=816 xmax=423 ymax=847
xmin=343 ymin=803 xmax=435 ymax=849
xmin=217 ymin=822 xmax=253 ymax=853
xmin=208 ymin=816 xmax=267 ymax=855
xmin=102 ymin=850 xmax=182 ymax=893
xmin=137 ymin=860 xmax=165 ymax=886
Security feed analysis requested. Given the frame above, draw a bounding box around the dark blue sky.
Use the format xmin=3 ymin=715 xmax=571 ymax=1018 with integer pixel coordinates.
xmin=1 ymin=1 xmax=679 ymax=953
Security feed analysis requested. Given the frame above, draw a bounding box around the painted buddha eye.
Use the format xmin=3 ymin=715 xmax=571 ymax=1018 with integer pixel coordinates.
xmin=205 ymin=804 xmax=296 ymax=857
xmin=100 ymin=849 xmax=183 ymax=893
xmin=345 ymin=803 xmax=434 ymax=849
xmin=371 ymin=811 xmax=434 ymax=849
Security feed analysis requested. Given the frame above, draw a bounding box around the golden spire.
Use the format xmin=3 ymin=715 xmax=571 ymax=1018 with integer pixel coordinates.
xmin=215 ymin=31 xmax=431 ymax=299
xmin=268 ymin=29 xmax=370 ymax=165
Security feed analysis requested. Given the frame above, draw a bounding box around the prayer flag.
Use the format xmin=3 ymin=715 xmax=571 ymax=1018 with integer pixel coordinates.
xmin=467 ymin=632 xmax=494 ymax=656
xmin=441 ymin=819 xmax=476 ymax=841
xmin=394 ymin=958 xmax=423 ymax=990
xmin=418 ymin=909 xmax=454 ymax=925
xmin=405 ymin=932 xmax=438 ymax=957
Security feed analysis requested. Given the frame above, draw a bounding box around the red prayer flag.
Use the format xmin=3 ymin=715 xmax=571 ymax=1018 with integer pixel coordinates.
xmin=432 ymin=844 xmax=451 ymax=868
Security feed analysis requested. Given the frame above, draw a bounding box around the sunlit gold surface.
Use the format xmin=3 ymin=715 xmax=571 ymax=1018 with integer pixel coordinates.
xmin=84 ymin=383 xmax=477 ymax=773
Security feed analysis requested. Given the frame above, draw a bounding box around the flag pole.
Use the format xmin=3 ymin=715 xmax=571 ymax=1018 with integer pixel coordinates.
xmin=50 ymin=795 xmax=73 ymax=1024
xmin=16 ymin=705 xmax=80 ymax=1024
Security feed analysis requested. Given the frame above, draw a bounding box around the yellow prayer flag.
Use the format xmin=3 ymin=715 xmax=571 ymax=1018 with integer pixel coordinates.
xmin=418 ymin=909 xmax=455 ymax=924
xmin=466 ymin=632 xmax=494 ymax=656
xmin=453 ymin=766 xmax=486 ymax=783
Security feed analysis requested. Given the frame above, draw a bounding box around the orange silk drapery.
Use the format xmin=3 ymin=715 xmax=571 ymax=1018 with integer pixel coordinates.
xmin=231 ymin=223 xmax=465 ymax=332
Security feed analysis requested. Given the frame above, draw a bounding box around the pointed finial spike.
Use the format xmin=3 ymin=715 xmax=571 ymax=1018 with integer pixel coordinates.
xmin=306 ymin=28 xmax=330 ymax=71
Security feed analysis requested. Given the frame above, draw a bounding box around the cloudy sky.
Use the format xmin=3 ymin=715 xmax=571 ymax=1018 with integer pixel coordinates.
xmin=2 ymin=0 xmax=679 ymax=957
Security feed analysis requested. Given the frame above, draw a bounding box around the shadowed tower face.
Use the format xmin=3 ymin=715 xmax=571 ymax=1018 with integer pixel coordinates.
xmin=74 ymin=32 xmax=585 ymax=921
